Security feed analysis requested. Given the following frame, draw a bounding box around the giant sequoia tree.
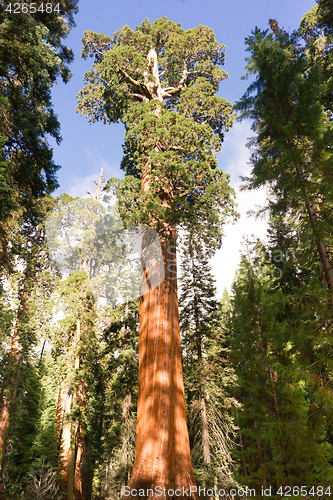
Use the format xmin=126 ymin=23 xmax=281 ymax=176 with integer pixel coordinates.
xmin=78 ymin=18 xmax=237 ymax=497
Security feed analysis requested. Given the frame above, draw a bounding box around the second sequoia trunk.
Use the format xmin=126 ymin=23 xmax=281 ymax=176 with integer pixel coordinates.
xmin=128 ymin=233 xmax=198 ymax=499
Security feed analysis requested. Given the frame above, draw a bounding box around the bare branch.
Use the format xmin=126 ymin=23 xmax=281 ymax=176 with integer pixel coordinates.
xmin=118 ymin=67 xmax=152 ymax=101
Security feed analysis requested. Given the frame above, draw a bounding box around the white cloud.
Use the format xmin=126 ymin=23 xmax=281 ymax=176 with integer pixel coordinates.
xmin=66 ymin=154 xmax=120 ymax=199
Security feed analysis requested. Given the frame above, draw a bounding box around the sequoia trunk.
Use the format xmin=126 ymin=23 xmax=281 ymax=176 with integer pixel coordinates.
xmin=127 ymin=234 xmax=198 ymax=499
xmin=0 ymin=261 xmax=34 ymax=464
xmin=57 ymin=319 xmax=84 ymax=500
xmin=0 ymin=330 xmax=21 ymax=465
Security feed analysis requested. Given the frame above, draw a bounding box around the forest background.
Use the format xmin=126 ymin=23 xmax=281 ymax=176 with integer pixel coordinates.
xmin=0 ymin=0 xmax=332 ymax=499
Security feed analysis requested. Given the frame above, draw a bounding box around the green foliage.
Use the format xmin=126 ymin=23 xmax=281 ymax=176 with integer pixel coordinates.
xmin=78 ymin=17 xmax=237 ymax=245
xmin=0 ymin=0 xmax=76 ymax=272
xmin=95 ymin=301 xmax=139 ymax=499
xmin=0 ymin=222 xmax=61 ymax=499
xmin=235 ymin=16 xmax=333 ymax=286
xmin=228 ymin=239 xmax=333 ymax=495
xmin=78 ymin=19 xmax=229 ymax=123
xmin=0 ymin=360 xmax=42 ymax=498
xmin=179 ymin=236 xmax=238 ymax=493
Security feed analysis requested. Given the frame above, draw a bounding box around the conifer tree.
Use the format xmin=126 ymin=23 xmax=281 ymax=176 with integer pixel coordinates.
xmin=97 ymin=300 xmax=139 ymax=499
xmin=77 ymin=18 xmax=237 ymax=497
xmin=0 ymin=0 xmax=76 ymax=271
xmin=0 ymin=217 xmax=60 ymax=498
xmin=179 ymin=236 xmax=237 ymax=493
xmin=228 ymin=239 xmax=333 ymax=492
xmin=0 ymin=213 xmax=58 ymax=467
xmin=235 ymin=10 xmax=333 ymax=295
xmin=54 ymin=270 xmax=97 ymax=500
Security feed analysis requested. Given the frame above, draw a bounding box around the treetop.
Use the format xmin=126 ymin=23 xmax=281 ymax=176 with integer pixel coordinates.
xmin=77 ymin=17 xmax=229 ymax=125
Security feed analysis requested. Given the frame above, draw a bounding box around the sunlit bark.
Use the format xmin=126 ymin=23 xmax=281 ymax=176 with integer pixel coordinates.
xmin=57 ymin=319 xmax=84 ymax=500
xmin=128 ymin=234 xmax=198 ymax=499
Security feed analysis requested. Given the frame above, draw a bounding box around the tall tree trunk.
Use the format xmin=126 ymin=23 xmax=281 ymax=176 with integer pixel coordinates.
xmin=0 ymin=259 xmax=35 ymax=464
xmin=57 ymin=319 xmax=84 ymax=500
xmin=128 ymin=233 xmax=198 ymax=499
xmin=58 ymin=170 xmax=103 ymax=497
xmin=0 ymin=330 xmax=21 ymax=465
xmin=304 ymin=197 xmax=333 ymax=293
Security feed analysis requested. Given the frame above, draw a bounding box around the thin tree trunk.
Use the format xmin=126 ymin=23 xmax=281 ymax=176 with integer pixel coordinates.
xmin=59 ymin=170 xmax=103 ymax=497
xmin=128 ymin=233 xmax=198 ymax=499
xmin=304 ymin=196 xmax=333 ymax=292
xmin=57 ymin=376 xmax=72 ymax=489
xmin=295 ymin=165 xmax=333 ymax=294
xmin=200 ymin=383 xmax=211 ymax=470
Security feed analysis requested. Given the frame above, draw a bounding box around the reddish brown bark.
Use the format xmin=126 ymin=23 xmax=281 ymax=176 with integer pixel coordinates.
xmin=0 ymin=330 xmax=21 ymax=464
xmin=0 ymin=257 xmax=35 ymax=464
xmin=127 ymin=234 xmax=198 ymax=500
xmin=122 ymin=45 xmax=198 ymax=497
xmin=57 ymin=319 xmax=84 ymax=500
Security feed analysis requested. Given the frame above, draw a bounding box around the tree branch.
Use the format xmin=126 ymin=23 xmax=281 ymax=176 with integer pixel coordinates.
xmin=118 ymin=67 xmax=152 ymax=101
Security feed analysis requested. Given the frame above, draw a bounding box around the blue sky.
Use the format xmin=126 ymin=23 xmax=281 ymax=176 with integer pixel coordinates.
xmin=50 ymin=0 xmax=317 ymax=293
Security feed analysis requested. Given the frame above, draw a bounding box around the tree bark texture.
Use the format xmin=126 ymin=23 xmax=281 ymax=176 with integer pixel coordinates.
xmin=305 ymin=197 xmax=333 ymax=293
xmin=57 ymin=319 xmax=84 ymax=500
xmin=0 ymin=261 xmax=34 ymax=464
xmin=127 ymin=235 xmax=198 ymax=499
xmin=0 ymin=330 xmax=21 ymax=465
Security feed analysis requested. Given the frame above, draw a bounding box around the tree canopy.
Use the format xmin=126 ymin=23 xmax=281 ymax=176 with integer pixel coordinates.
xmin=78 ymin=18 xmax=237 ymax=247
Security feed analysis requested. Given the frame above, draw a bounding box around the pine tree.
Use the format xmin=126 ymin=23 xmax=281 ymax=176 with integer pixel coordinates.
xmin=179 ymin=236 xmax=238 ymax=494
xmin=77 ymin=18 xmax=237 ymax=496
xmin=0 ymin=212 xmax=59 ymax=468
xmin=228 ymin=238 xmax=333 ymax=493
xmin=53 ymin=270 xmax=97 ymax=500
xmin=235 ymin=14 xmax=333 ymax=296
xmin=0 ymin=216 xmax=61 ymax=498
xmin=97 ymin=300 xmax=139 ymax=499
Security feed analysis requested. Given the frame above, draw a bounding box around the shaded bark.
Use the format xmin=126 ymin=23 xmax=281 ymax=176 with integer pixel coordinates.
xmin=0 ymin=253 xmax=36 ymax=464
xmin=304 ymin=195 xmax=333 ymax=293
xmin=127 ymin=234 xmax=198 ymax=499
xmin=57 ymin=319 xmax=84 ymax=500
xmin=0 ymin=331 xmax=21 ymax=465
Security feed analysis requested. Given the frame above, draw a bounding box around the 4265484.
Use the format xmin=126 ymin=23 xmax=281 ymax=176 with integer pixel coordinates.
xmin=276 ymin=485 xmax=331 ymax=497
xmin=5 ymin=3 xmax=61 ymax=13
